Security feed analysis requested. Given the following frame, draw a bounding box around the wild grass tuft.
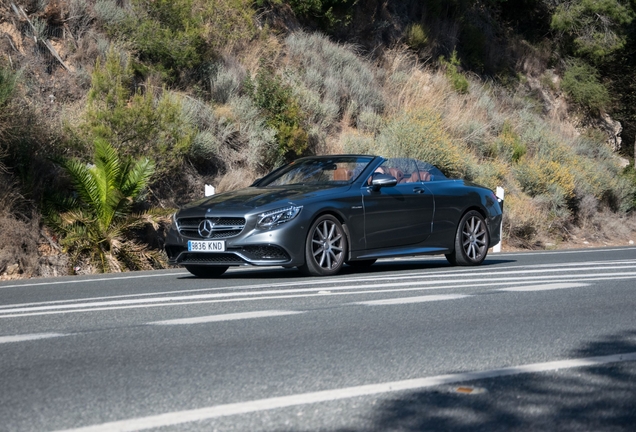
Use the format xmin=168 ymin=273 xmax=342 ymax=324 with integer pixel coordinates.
xmin=285 ymin=32 xmax=384 ymax=121
xmin=94 ymin=0 xmax=128 ymax=26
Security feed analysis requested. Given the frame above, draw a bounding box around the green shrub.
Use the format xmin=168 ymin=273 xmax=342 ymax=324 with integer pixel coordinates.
xmin=473 ymin=160 xmax=509 ymax=191
xmin=228 ymin=96 xmax=278 ymax=171
xmin=107 ymin=0 xmax=256 ymax=76
xmin=356 ymin=109 xmax=383 ymax=134
xmin=79 ymin=48 xmax=195 ymax=174
xmin=551 ymin=0 xmax=634 ymax=60
xmin=405 ymin=23 xmax=428 ymax=50
xmin=561 ymin=60 xmax=610 ymax=114
xmin=440 ymin=50 xmax=469 ymax=94
xmin=210 ymin=63 xmax=244 ymax=104
xmin=621 ymin=165 xmax=636 ymax=211
xmin=287 ymin=76 xmax=339 ymax=130
xmin=131 ymin=0 xmax=206 ymax=80
xmin=246 ymin=65 xmax=309 ymax=165
xmin=514 ymin=157 xmax=576 ymax=200
xmin=494 ymin=121 xmax=526 ymax=163
xmin=94 ymin=0 xmax=128 ymax=25
xmin=283 ymin=0 xmax=357 ymax=32
xmin=0 ymin=64 xmax=17 ymax=108
xmin=341 ymin=132 xmax=375 ymax=155
xmin=0 ymin=65 xmax=18 ymax=141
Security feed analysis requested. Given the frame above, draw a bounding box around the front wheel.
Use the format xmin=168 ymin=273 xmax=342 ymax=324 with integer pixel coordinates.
xmin=184 ymin=265 xmax=228 ymax=278
xmin=445 ymin=210 xmax=489 ymax=266
xmin=299 ymin=215 xmax=348 ymax=276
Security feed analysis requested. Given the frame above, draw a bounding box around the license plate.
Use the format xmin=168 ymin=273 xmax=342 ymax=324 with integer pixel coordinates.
xmin=187 ymin=240 xmax=226 ymax=252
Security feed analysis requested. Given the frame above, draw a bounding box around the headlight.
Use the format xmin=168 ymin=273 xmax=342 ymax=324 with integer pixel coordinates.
xmin=257 ymin=206 xmax=302 ymax=229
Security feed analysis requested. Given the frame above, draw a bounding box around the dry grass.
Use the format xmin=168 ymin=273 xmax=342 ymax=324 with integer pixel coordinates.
xmin=0 ymin=177 xmax=41 ymax=278
xmin=336 ymin=45 xmax=635 ymax=248
xmin=214 ymin=168 xmax=257 ymax=193
xmin=2 ymin=0 xmax=636 ymax=279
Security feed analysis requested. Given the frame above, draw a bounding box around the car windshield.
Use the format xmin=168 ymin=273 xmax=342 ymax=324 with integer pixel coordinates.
xmin=259 ymin=156 xmax=374 ymax=186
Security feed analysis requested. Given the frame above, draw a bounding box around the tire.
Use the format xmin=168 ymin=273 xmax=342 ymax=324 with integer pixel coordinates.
xmin=445 ymin=210 xmax=489 ymax=266
xmin=185 ymin=265 xmax=228 ymax=278
xmin=299 ymin=215 xmax=348 ymax=276
xmin=346 ymin=259 xmax=377 ymax=268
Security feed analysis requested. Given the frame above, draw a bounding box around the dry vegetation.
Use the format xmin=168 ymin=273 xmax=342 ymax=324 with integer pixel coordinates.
xmin=1 ymin=0 xmax=635 ymax=279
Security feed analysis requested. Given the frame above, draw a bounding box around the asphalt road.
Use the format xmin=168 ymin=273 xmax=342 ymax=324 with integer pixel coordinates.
xmin=1 ymin=247 xmax=636 ymax=431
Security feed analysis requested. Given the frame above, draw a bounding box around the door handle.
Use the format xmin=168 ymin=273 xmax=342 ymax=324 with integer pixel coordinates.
xmin=413 ymin=187 xmax=425 ymax=194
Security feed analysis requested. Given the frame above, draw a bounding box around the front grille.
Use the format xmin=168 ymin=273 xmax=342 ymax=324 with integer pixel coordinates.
xmin=179 ymin=253 xmax=245 ymax=264
xmin=177 ymin=217 xmax=246 ymax=239
xmin=240 ymin=245 xmax=290 ymax=261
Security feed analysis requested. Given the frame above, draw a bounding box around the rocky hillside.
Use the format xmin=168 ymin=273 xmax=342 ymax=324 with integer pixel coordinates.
xmin=1 ymin=0 xmax=635 ymax=279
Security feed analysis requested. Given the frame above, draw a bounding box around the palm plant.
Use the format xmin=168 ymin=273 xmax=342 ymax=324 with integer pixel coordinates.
xmin=47 ymin=139 xmax=171 ymax=272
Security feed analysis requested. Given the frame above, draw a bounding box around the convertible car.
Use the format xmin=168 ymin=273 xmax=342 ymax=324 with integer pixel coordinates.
xmin=165 ymin=155 xmax=503 ymax=277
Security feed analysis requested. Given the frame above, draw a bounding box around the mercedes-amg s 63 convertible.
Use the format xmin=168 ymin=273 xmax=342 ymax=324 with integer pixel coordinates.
xmin=165 ymin=155 xmax=503 ymax=277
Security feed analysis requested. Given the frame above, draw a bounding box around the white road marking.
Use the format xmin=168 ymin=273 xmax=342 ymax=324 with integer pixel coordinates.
xmin=3 ymin=273 xmax=636 ymax=318
xmin=2 ymin=267 xmax=634 ymax=313
xmin=2 ymin=256 xmax=634 ymax=293
xmin=501 ymin=247 xmax=636 ymax=257
xmin=0 ymin=333 xmax=68 ymax=344
xmin=0 ymin=272 xmax=188 ymax=289
xmin=499 ymin=282 xmax=589 ymax=292
xmin=2 ymin=259 xmax=635 ymax=315
xmin=355 ymin=294 xmax=471 ymax=306
xmin=149 ymin=310 xmax=303 ymax=325
xmin=53 ymin=351 xmax=636 ymax=432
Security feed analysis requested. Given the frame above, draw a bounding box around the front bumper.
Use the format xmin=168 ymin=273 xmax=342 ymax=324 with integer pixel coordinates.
xmin=165 ymin=214 xmax=307 ymax=268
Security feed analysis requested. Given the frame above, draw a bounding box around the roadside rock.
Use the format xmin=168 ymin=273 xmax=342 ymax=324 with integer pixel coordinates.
xmin=0 ymin=263 xmax=21 ymax=281
xmin=598 ymin=113 xmax=623 ymax=152
xmin=6 ymin=263 xmax=19 ymax=275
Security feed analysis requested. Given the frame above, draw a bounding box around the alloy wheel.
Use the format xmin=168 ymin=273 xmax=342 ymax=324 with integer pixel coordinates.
xmin=310 ymin=219 xmax=345 ymax=270
xmin=461 ymin=215 xmax=487 ymax=261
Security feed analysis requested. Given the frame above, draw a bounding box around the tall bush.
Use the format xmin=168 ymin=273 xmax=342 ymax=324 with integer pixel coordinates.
xmin=551 ymin=0 xmax=634 ymax=60
xmin=79 ymin=48 xmax=195 ymax=174
xmin=246 ymin=65 xmax=309 ymax=165
xmin=561 ymin=60 xmax=610 ymax=114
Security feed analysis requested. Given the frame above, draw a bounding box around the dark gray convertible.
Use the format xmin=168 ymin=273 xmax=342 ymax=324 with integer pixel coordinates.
xmin=165 ymin=155 xmax=503 ymax=277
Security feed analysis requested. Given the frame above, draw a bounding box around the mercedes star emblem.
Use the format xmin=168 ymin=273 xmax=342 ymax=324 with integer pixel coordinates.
xmin=198 ymin=219 xmax=215 ymax=238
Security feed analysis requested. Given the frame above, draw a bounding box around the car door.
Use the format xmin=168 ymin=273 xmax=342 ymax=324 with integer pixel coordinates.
xmin=362 ymin=158 xmax=434 ymax=250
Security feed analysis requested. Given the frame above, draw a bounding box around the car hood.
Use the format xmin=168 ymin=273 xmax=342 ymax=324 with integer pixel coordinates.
xmin=180 ymin=185 xmax=348 ymax=213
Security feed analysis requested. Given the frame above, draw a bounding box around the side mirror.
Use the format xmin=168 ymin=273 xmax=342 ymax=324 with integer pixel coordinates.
xmin=371 ymin=173 xmax=398 ymax=191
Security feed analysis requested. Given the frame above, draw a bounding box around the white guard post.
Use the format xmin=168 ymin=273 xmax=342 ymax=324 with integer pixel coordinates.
xmin=493 ymin=186 xmax=505 ymax=253
xmin=204 ymin=184 xmax=215 ymax=197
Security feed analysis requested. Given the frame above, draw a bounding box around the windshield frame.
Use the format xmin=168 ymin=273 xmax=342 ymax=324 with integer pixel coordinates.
xmin=254 ymin=156 xmax=375 ymax=187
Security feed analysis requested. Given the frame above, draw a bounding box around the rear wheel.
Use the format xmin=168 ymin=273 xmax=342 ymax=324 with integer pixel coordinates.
xmin=300 ymin=215 xmax=347 ymax=276
xmin=184 ymin=265 xmax=228 ymax=278
xmin=445 ymin=210 xmax=489 ymax=266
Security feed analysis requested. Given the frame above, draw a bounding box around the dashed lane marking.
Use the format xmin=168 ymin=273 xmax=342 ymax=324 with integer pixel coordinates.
xmin=354 ymin=294 xmax=471 ymax=306
xmin=0 ymin=333 xmax=69 ymax=344
xmin=149 ymin=310 xmax=304 ymax=325
xmin=498 ymin=282 xmax=589 ymax=292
